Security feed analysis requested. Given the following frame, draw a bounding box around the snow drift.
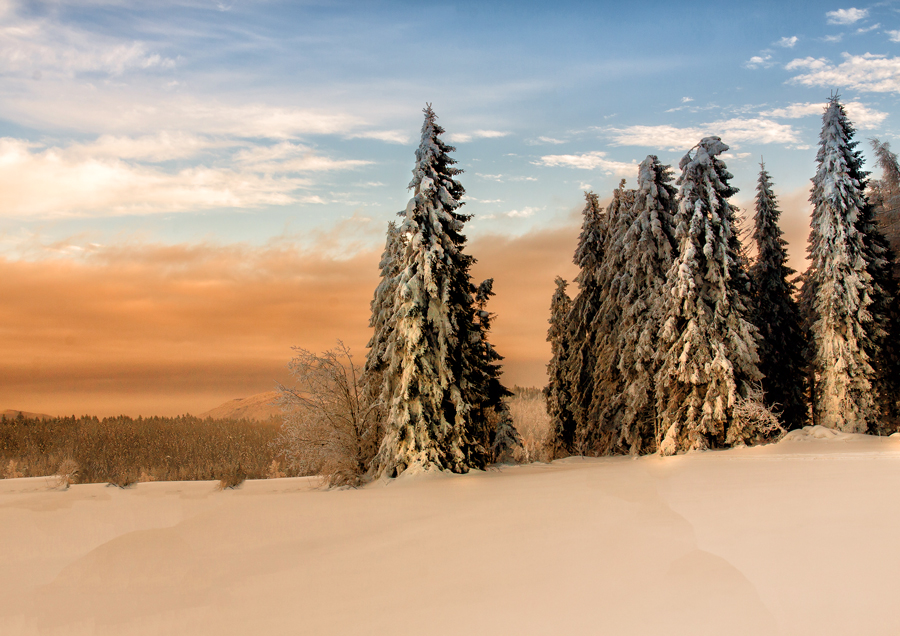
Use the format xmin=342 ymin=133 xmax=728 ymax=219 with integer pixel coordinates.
xmin=2 ymin=431 xmax=900 ymax=635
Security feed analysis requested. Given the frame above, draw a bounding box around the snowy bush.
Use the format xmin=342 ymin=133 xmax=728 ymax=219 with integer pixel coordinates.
xmin=726 ymin=385 xmax=785 ymax=447
xmin=276 ymin=341 xmax=381 ymax=487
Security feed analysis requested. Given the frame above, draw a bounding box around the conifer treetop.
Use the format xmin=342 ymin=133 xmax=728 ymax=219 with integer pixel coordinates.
xmin=409 ymin=105 xmax=467 ymax=214
xmin=573 ymin=191 xmax=606 ymax=285
xmin=752 ymin=160 xmax=792 ymax=277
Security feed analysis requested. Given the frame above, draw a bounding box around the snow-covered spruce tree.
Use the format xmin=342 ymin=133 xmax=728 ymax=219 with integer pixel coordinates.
xmin=545 ymin=276 xmax=575 ymax=459
xmin=655 ymin=137 xmax=763 ymax=454
xmin=869 ymin=139 xmax=900 ymax=270
xmin=361 ymin=220 xmax=403 ymax=414
xmin=585 ymin=181 xmax=637 ymax=455
xmin=865 ymin=138 xmax=900 ymax=431
xmin=749 ymin=161 xmax=807 ymax=429
xmin=605 ymin=156 xmax=678 ymax=454
xmin=372 ymin=106 xmax=485 ymax=477
xmin=805 ymin=96 xmax=878 ymax=433
xmin=563 ymin=191 xmax=609 ymax=455
xmin=471 ymin=278 xmax=522 ymax=463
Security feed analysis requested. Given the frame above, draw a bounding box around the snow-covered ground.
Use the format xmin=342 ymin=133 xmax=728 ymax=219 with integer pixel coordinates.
xmin=2 ymin=426 xmax=899 ymax=635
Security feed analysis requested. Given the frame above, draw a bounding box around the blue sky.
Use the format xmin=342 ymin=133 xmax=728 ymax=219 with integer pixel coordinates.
xmin=2 ymin=0 xmax=899 ymax=259
xmin=2 ymin=0 xmax=900 ymax=413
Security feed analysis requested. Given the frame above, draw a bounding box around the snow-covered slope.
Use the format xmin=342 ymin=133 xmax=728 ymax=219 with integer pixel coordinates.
xmin=196 ymin=391 xmax=281 ymax=421
xmin=2 ymin=430 xmax=900 ymax=635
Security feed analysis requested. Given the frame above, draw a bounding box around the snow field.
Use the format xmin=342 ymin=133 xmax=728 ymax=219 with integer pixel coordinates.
xmin=2 ymin=431 xmax=900 ymax=635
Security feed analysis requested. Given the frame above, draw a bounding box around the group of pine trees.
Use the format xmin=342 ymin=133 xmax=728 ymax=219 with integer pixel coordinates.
xmin=546 ymin=95 xmax=900 ymax=458
xmin=357 ymin=96 xmax=899 ymax=479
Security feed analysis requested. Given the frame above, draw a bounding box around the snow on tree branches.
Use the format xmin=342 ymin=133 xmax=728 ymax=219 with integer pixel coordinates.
xmin=371 ymin=105 xmax=517 ymax=478
xmin=655 ymin=137 xmax=762 ymax=454
xmin=585 ymin=180 xmax=636 ymax=454
xmin=562 ymin=191 xmax=609 ymax=455
xmin=804 ymin=96 xmax=878 ymax=433
xmin=610 ymin=156 xmax=678 ymax=453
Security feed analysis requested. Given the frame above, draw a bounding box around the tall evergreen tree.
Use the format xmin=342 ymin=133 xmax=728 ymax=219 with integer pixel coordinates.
xmin=586 ymin=181 xmax=636 ymax=454
xmin=361 ymin=220 xmax=403 ymax=412
xmin=749 ymin=161 xmax=807 ymax=429
xmin=545 ymin=277 xmax=575 ymax=458
xmin=373 ymin=106 xmax=483 ymax=477
xmin=867 ymin=138 xmax=900 ymax=431
xmin=655 ymin=137 xmax=762 ymax=454
xmin=805 ymin=96 xmax=877 ymax=433
xmin=564 ymin=191 xmax=609 ymax=455
xmin=610 ymin=156 xmax=678 ymax=454
xmin=471 ymin=278 xmax=522 ymax=462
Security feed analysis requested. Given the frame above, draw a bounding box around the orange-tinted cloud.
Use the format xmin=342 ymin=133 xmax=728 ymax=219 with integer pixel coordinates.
xmin=0 ymin=225 xmax=580 ymax=416
xmin=0 ymin=242 xmax=379 ymax=416
xmin=0 ymin=192 xmax=813 ymax=417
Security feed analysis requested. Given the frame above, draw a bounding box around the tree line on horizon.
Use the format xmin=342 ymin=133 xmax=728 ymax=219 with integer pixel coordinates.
xmin=278 ymin=96 xmax=900 ymax=484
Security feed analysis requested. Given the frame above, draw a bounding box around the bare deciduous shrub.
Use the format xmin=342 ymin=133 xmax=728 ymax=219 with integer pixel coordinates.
xmin=56 ymin=458 xmax=79 ymax=488
xmin=508 ymin=387 xmax=553 ymax=463
xmin=726 ymin=384 xmax=786 ymax=447
xmin=275 ymin=341 xmax=381 ymax=488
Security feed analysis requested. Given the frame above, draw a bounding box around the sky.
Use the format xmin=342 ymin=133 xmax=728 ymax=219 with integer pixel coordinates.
xmin=1 ymin=0 xmax=899 ymax=416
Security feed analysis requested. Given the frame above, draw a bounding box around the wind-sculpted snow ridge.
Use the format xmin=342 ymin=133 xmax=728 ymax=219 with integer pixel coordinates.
xmin=781 ymin=424 xmax=867 ymax=442
xmin=4 ymin=437 xmax=900 ymax=635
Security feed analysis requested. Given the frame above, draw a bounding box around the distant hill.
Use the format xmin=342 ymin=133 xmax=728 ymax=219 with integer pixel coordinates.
xmin=1 ymin=409 xmax=54 ymax=421
xmin=198 ymin=391 xmax=283 ymax=422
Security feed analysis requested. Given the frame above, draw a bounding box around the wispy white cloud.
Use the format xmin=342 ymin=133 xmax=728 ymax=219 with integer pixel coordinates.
xmin=601 ymin=118 xmax=800 ymax=150
xmin=465 ymin=196 xmax=504 ymax=203
xmin=0 ymin=138 xmax=318 ymax=218
xmin=822 ymin=34 xmax=844 ymax=43
xmin=777 ymin=36 xmax=799 ymax=48
xmin=346 ymin=129 xmax=410 ymax=144
xmin=888 ymin=30 xmax=900 ymax=42
xmin=527 ymin=136 xmax=567 ymax=145
xmin=534 ymin=151 xmax=637 ymax=177
xmin=448 ymin=130 xmax=510 ymax=143
xmin=785 ymin=56 xmax=831 ymax=71
xmin=480 ymin=206 xmax=540 ymax=220
xmin=681 ymin=97 xmax=694 ymax=103
xmin=787 ymin=52 xmax=900 ymax=93
xmin=760 ymin=102 xmax=824 ymax=118
xmin=857 ymin=23 xmax=881 ymax=34
xmin=744 ymin=54 xmax=774 ymax=69
xmin=67 ymin=132 xmax=228 ymax=162
xmin=505 ymin=207 xmax=538 ymax=218
xmin=0 ymin=135 xmax=373 ymax=218
xmin=826 ymin=7 xmax=869 ymax=25
xmin=761 ymin=100 xmax=888 ymax=129
xmin=2 ymin=86 xmax=368 ymax=140
xmin=234 ymin=142 xmax=371 ymax=173
xmin=0 ymin=9 xmax=175 ymax=78
xmin=475 ymin=173 xmax=505 ymax=181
